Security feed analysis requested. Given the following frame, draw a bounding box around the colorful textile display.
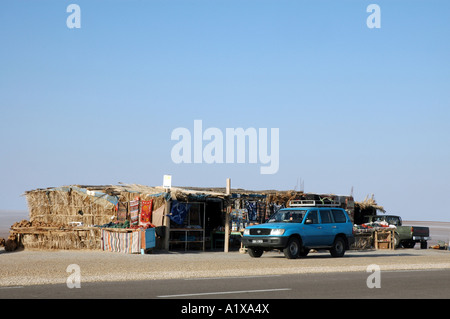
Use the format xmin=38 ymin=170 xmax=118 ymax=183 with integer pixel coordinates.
xmin=144 ymin=228 xmax=155 ymax=249
xmin=130 ymin=200 xmax=139 ymax=226
xmin=117 ymin=201 xmax=128 ymax=222
xmin=169 ymin=200 xmax=191 ymax=225
xmin=140 ymin=200 xmax=153 ymax=225
xmin=101 ymin=229 xmax=141 ymax=254
xmin=245 ymin=201 xmax=257 ymax=220
xmin=101 ymin=228 xmax=155 ymax=253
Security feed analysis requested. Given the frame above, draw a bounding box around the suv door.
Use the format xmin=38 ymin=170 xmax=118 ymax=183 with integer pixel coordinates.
xmin=318 ymin=209 xmax=335 ymax=246
xmin=330 ymin=209 xmax=350 ymax=240
xmin=302 ymin=210 xmax=327 ymax=247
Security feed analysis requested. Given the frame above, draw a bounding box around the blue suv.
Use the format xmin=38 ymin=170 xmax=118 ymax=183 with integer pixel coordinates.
xmin=242 ymin=203 xmax=355 ymax=259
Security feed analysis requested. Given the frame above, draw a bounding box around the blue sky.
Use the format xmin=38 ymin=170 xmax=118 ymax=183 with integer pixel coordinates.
xmin=1 ymin=1 xmax=449 ymax=221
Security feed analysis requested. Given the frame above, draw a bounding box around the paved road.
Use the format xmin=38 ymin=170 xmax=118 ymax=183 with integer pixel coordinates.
xmin=1 ymin=269 xmax=449 ymax=299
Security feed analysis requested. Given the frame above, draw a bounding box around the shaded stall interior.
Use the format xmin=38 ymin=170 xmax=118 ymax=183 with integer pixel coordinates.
xmin=167 ymin=198 xmax=228 ymax=251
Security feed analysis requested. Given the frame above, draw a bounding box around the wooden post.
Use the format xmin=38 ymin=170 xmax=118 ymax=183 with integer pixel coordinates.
xmin=224 ymin=178 xmax=231 ymax=253
xmin=163 ymin=194 xmax=171 ymax=251
xmin=374 ymin=230 xmax=378 ymax=250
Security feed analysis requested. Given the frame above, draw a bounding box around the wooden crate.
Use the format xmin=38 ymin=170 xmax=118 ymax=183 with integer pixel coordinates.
xmin=374 ymin=229 xmax=394 ymax=250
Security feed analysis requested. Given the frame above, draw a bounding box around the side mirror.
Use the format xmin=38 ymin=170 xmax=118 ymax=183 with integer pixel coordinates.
xmin=305 ymin=219 xmax=312 ymax=224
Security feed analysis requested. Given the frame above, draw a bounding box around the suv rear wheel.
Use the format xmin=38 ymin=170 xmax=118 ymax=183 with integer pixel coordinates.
xmin=284 ymin=237 xmax=300 ymax=259
xmin=330 ymin=237 xmax=346 ymax=257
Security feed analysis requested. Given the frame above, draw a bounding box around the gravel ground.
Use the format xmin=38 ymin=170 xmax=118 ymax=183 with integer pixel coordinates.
xmin=1 ymin=247 xmax=449 ymax=287
xmin=1 ymin=220 xmax=449 ymax=287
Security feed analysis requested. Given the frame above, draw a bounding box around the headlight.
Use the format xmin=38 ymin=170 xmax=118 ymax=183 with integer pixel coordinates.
xmin=270 ymin=229 xmax=285 ymax=236
xmin=243 ymin=229 xmax=250 ymax=235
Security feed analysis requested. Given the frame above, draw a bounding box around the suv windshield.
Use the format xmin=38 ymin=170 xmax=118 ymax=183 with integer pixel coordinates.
xmin=267 ymin=210 xmax=306 ymax=223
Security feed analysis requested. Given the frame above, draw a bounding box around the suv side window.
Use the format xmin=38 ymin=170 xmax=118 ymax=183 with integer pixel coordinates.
xmin=306 ymin=210 xmax=319 ymax=224
xmin=332 ymin=209 xmax=347 ymax=223
xmin=319 ymin=209 xmax=333 ymax=223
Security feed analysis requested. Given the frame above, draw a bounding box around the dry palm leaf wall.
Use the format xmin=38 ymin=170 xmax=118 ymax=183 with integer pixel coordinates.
xmin=24 ymin=184 xmax=168 ymax=227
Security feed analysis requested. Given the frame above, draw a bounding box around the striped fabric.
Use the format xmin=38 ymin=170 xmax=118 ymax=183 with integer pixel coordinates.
xmin=130 ymin=200 xmax=140 ymax=226
xmin=102 ymin=229 xmax=143 ymax=254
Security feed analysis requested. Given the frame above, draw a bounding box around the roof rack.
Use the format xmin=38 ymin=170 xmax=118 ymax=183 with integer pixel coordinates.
xmin=289 ymin=199 xmax=341 ymax=207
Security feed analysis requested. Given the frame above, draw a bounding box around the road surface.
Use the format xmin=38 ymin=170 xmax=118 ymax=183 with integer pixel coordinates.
xmin=1 ymin=268 xmax=449 ymax=299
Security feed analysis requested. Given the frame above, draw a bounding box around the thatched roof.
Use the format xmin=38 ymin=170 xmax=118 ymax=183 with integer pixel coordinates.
xmin=24 ymin=183 xmax=358 ymax=209
xmin=355 ymin=194 xmax=385 ymax=213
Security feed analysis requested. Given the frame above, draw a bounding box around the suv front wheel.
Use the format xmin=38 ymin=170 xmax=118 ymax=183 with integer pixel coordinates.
xmin=330 ymin=237 xmax=346 ymax=257
xmin=284 ymin=237 xmax=300 ymax=259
